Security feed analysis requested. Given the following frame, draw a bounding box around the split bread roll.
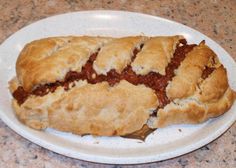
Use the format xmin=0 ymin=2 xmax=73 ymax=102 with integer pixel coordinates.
xmin=9 ymin=36 xmax=236 ymax=136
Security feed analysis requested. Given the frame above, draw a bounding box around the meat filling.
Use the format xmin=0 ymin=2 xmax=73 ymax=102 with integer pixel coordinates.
xmin=12 ymin=86 xmax=29 ymax=105
xmin=13 ymin=40 xmax=196 ymax=108
xmin=201 ymin=66 xmax=215 ymax=79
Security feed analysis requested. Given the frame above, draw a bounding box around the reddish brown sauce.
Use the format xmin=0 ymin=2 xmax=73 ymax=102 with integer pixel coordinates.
xmin=12 ymin=86 xmax=29 ymax=105
xmin=12 ymin=40 xmax=196 ymax=108
xmin=201 ymin=66 xmax=215 ymax=79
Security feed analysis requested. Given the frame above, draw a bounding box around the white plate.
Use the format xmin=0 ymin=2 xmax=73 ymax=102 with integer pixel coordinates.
xmin=0 ymin=10 xmax=235 ymax=164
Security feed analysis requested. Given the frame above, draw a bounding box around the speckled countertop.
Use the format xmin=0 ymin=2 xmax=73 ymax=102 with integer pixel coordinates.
xmin=0 ymin=0 xmax=235 ymax=168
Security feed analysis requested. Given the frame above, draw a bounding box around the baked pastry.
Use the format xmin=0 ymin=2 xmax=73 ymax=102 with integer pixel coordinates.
xmin=9 ymin=35 xmax=235 ymax=137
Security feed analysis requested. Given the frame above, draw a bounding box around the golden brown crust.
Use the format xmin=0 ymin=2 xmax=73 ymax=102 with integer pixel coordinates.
xmin=8 ymin=77 xmax=19 ymax=93
xmin=166 ymin=42 xmax=218 ymax=100
xmin=148 ymin=87 xmax=235 ymax=128
xmin=148 ymin=66 xmax=236 ymax=128
xmin=93 ymin=36 xmax=146 ymax=74
xmin=16 ymin=36 xmax=112 ymax=91
xmin=9 ymin=35 xmax=235 ymax=136
xmin=131 ymin=36 xmax=183 ymax=75
xmin=196 ymin=66 xmax=228 ymax=102
xmin=12 ymin=80 xmax=158 ymax=136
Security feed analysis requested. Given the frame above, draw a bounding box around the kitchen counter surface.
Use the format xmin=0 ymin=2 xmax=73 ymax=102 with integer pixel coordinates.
xmin=0 ymin=0 xmax=235 ymax=167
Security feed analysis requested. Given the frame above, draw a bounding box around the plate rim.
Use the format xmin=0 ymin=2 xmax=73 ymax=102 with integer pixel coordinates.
xmin=0 ymin=10 xmax=235 ymax=164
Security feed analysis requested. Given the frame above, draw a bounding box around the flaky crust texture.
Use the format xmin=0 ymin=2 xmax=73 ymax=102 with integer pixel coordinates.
xmin=9 ymin=35 xmax=236 ymax=136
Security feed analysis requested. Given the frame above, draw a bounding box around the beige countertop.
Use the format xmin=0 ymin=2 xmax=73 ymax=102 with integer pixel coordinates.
xmin=0 ymin=0 xmax=235 ymax=167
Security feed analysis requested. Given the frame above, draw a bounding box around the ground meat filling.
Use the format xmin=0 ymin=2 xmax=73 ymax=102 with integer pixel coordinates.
xmin=201 ymin=66 xmax=215 ymax=79
xmin=13 ymin=40 xmax=196 ymax=107
xmin=12 ymin=86 xmax=29 ymax=105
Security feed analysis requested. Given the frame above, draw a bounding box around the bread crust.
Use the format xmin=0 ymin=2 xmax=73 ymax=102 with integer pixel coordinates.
xmin=16 ymin=36 xmax=112 ymax=91
xmin=9 ymin=35 xmax=235 ymax=136
xmin=148 ymin=66 xmax=235 ymax=128
xmin=93 ymin=36 xmax=147 ymax=74
xmin=166 ymin=42 xmax=219 ymax=100
xmin=131 ymin=36 xmax=183 ymax=75
xmin=12 ymin=80 xmax=158 ymax=136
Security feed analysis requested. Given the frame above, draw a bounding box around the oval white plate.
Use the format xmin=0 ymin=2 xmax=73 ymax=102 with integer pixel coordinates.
xmin=0 ymin=11 xmax=235 ymax=164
